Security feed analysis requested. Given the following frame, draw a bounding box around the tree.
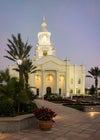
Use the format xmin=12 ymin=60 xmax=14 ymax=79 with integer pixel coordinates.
xmin=89 ymin=85 xmax=95 ymax=96
xmin=4 ymin=33 xmax=32 ymax=78
xmin=13 ymin=59 xmax=37 ymax=88
xmin=0 ymin=69 xmax=35 ymax=114
xmin=86 ymin=67 xmax=100 ymax=96
xmin=0 ymin=69 xmax=10 ymax=84
xmin=22 ymin=59 xmax=37 ymax=87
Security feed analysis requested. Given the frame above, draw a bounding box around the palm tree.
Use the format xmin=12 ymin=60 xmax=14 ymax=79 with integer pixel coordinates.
xmin=23 ymin=59 xmax=37 ymax=87
xmin=86 ymin=67 xmax=100 ymax=96
xmin=4 ymin=33 xmax=32 ymax=78
xmin=14 ymin=59 xmax=37 ymax=88
xmin=0 ymin=70 xmax=33 ymax=113
xmin=0 ymin=69 xmax=10 ymax=85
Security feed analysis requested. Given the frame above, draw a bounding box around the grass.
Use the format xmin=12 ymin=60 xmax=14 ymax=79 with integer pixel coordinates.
xmin=64 ymin=104 xmax=84 ymax=111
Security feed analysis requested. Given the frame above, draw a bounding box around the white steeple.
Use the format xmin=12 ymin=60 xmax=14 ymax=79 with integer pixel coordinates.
xmin=35 ymin=15 xmax=56 ymax=60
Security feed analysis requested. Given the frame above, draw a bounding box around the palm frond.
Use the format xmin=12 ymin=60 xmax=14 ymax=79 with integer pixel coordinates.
xmin=13 ymin=68 xmax=19 ymax=72
xmin=86 ymin=75 xmax=92 ymax=78
xmin=4 ymin=56 xmax=15 ymax=61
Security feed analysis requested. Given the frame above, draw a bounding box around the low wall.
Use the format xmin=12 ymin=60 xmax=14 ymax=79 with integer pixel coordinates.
xmin=84 ymin=106 xmax=100 ymax=112
xmin=0 ymin=114 xmax=38 ymax=132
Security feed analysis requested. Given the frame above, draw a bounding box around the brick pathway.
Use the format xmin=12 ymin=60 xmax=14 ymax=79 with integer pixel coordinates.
xmin=0 ymin=99 xmax=100 ymax=140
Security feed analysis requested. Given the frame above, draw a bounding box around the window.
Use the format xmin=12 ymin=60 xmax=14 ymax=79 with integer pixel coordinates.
xmin=43 ymin=50 xmax=47 ymax=56
xmin=70 ymin=89 xmax=73 ymax=93
xmin=78 ymin=89 xmax=81 ymax=94
xmin=78 ymin=79 xmax=81 ymax=84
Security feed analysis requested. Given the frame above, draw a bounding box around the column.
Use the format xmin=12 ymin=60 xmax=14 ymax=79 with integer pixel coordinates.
xmin=56 ymin=71 xmax=59 ymax=94
xmin=82 ymin=73 xmax=85 ymax=94
xmin=65 ymin=72 xmax=67 ymax=97
xmin=65 ymin=66 xmax=70 ymax=97
xmin=74 ymin=65 xmax=77 ymax=94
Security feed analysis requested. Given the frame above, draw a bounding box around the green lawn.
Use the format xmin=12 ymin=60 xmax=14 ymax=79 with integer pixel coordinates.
xmin=63 ymin=104 xmax=84 ymax=111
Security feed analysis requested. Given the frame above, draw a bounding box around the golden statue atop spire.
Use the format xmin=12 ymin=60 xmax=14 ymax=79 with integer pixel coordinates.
xmin=41 ymin=14 xmax=47 ymax=31
xmin=43 ymin=14 xmax=45 ymax=22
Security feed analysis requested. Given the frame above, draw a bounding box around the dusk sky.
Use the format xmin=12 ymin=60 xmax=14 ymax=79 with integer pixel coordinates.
xmin=0 ymin=0 xmax=100 ymax=88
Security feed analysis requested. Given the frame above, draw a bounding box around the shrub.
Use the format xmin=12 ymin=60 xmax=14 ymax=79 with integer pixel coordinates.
xmin=44 ymin=93 xmax=62 ymax=100
xmin=0 ymin=98 xmax=15 ymax=116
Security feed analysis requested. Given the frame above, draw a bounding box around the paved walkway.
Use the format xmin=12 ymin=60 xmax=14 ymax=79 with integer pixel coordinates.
xmin=0 ymin=99 xmax=100 ymax=140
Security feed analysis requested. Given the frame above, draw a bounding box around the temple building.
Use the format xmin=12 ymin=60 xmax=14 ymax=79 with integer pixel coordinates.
xmin=9 ymin=15 xmax=85 ymax=98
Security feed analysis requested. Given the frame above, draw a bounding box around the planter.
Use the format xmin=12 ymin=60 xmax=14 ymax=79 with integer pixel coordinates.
xmin=39 ymin=120 xmax=53 ymax=130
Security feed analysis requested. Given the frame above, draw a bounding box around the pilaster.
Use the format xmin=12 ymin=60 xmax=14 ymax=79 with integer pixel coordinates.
xmin=65 ymin=66 xmax=70 ymax=97
xmin=56 ymin=71 xmax=59 ymax=94
xmin=42 ymin=71 xmax=46 ymax=98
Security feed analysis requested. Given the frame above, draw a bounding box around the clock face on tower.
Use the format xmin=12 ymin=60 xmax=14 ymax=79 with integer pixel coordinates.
xmin=39 ymin=34 xmax=50 ymax=44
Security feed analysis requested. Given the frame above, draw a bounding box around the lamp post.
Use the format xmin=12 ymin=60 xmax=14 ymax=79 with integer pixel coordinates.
xmin=17 ymin=59 xmax=23 ymax=79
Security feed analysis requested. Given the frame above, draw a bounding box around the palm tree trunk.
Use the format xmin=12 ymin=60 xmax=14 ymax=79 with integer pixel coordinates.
xmin=18 ymin=101 xmax=20 ymax=113
xmin=18 ymin=65 xmax=23 ymax=79
xmin=20 ymin=64 xmax=23 ymax=78
xmin=95 ymin=78 xmax=98 ymax=97
xmin=25 ymin=74 xmax=28 ymax=88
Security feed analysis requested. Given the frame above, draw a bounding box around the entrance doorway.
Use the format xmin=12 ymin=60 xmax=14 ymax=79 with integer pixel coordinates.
xmin=59 ymin=88 xmax=61 ymax=95
xmin=46 ymin=87 xmax=51 ymax=94
xmin=37 ymin=88 xmax=39 ymax=96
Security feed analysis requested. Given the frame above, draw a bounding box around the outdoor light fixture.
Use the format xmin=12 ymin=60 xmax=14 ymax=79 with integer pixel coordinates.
xmin=16 ymin=59 xmax=23 ymax=78
xmin=17 ymin=59 xmax=22 ymax=65
xmin=90 ymin=107 xmax=94 ymax=110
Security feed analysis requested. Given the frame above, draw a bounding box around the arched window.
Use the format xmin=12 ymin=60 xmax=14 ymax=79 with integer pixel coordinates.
xmin=70 ymin=89 xmax=73 ymax=93
xmin=78 ymin=89 xmax=81 ymax=94
xmin=78 ymin=79 xmax=81 ymax=84
xmin=43 ymin=50 xmax=47 ymax=56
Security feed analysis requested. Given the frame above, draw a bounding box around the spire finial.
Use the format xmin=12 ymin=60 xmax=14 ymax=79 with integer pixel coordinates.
xmin=43 ymin=14 xmax=45 ymax=22
xmin=41 ymin=14 xmax=47 ymax=32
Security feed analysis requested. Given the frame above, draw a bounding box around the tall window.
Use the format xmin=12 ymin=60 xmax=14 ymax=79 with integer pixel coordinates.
xmin=78 ymin=89 xmax=81 ymax=94
xmin=78 ymin=79 xmax=81 ymax=84
xmin=70 ymin=89 xmax=73 ymax=93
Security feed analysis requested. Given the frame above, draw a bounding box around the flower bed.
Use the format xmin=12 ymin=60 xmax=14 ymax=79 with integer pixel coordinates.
xmin=63 ymin=103 xmax=100 ymax=112
xmin=47 ymin=98 xmax=76 ymax=104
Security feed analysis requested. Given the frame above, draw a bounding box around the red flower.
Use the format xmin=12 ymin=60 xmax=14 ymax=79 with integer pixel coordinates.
xmin=33 ymin=107 xmax=57 ymax=121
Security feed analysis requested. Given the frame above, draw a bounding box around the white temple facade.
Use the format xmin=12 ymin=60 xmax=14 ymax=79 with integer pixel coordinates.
xmin=9 ymin=15 xmax=85 ymax=98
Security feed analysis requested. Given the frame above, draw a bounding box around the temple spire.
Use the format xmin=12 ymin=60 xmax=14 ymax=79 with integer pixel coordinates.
xmin=41 ymin=14 xmax=47 ymax=32
xmin=43 ymin=14 xmax=45 ymax=22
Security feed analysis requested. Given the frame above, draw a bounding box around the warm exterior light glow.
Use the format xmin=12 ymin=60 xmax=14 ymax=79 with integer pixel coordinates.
xmin=17 ymin=59 xmax=22 ymax=65
xmin=90 ymin=112 xmax=95 ymax=117
xmin=48 ymin=74 xmax=52 ymax=81
xmin=36 ymin=75 xmax=40 ymax=80
xmin=90 ymin=107 xmax=94 ymax=110
xmin=88 ymin=112 xmax=100 ymax=118
xmin=59 ymin=75 xmax=64 ymax=81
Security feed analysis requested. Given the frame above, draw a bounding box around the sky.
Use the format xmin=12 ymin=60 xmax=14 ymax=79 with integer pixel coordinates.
xmin=0 ymin=0 xmax=100 ymax=88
